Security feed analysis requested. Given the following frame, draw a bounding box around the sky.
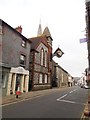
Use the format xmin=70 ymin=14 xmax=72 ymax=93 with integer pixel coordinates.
xmin=0 ymin=0 xmax=88 ymax=77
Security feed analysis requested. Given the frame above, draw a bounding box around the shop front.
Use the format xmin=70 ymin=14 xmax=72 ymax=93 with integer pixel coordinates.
xmin=6 ymin=67 xmax=29 ymax=95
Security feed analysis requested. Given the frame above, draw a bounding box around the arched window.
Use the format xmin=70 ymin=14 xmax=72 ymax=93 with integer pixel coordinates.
xmin=45 ymin=51 xmax=47 ymax=67
xmin=40 ymin=48 xmax=44 ymax=66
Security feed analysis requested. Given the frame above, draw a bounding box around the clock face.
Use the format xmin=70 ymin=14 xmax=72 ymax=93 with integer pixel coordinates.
xmin=56 ymin=50 xmax=63 ymax=57
xmin=57 ymin=50 xmax=62 ymax=56
xmin=53 ymin=48 xmax=63 ymax=58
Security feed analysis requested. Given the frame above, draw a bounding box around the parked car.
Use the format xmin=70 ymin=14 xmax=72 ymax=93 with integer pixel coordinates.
xmin=81 ymin=84 xmax=90 ymax=89
xmin=84 ymin=85 xmax=90 ymax=89
xmin=80 ymin=84 xmax=85 ymax=88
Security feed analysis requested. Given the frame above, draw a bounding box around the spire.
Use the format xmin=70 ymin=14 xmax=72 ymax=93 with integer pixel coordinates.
xmin=37 ymin=18 xmax=42 ymax=36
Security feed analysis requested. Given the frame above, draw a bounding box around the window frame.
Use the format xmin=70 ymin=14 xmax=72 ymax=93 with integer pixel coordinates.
xmin=21 ymin=39 xmax=26 ymax=48
xmin=40 ymin=48 xmax=44 ymax=66
xmin=44 ymin=74 xmax=48 ymax=83
xmin=44 ymin=51 xmax=47 ymax=67
xmin=20 ymin=54 xmax=26 ymax=67
xmin=39 ymin=74 xmax=43 ymax=84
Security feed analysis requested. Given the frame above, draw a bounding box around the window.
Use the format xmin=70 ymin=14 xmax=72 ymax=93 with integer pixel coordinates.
xmin=40 ymin=48 xmax=44 ymax=66
xmin=2 ymin=73 xmax=7 ymax=88
xmin=39 ymin=74 xmax=43 ymax=83
xmin=20 ymin=54 xmax=26 ymax=67
xmin=21 ymin=39 xmax=26 ymax=48
xmin=61 ymin=74 xmax=64 ymax=83
xmin=0 ymin=28 xmax=2 ymax=35
xmin=45 ymin=74 xmax=48 ymax=83
xmin=45 ymin=51 xmax=47 ymax=67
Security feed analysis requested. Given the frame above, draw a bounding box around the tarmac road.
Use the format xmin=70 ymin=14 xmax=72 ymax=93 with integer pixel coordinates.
xmin=2 ymin=86 xmax=88 ymax=118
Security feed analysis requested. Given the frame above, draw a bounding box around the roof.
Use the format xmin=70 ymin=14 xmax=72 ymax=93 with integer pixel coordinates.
xmin=43 ymin=26 xmax=53 ymax=41
xmin=0 ymin=19 xmax=32 ymax=43
xmin=29 ymin=35 xmax=49 ymax=50
xmin=57 ymin=65 xmax=68 ymax=74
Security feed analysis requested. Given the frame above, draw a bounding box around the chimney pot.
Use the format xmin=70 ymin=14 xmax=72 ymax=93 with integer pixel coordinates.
xmin=15 ymin=25 xmax=22 ymax=33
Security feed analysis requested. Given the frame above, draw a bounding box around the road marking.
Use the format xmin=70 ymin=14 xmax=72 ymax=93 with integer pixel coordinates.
xmin=57 ymin=99 xmax=86 ymax=105
xmin=69 ymin=89 xmax=77 ymax=94
xmin=59 ymin=99 xmax=76 ymax=104
xmin=57 ymin=94 xmax=67 ymax=101
xmin=73 ymin=89 xmax=77 ymax=92
xmin=57 ymin=89 xmax=77 ymax=101
xmin=69 ymin=91 xmax=73 ymax=93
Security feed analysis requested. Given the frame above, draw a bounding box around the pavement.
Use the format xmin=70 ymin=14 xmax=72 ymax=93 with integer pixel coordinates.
xmin=1 ymin=87 xmax=69 ymax=106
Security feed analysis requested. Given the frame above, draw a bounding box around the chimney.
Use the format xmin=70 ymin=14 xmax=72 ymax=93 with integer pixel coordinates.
xmin=15 ymin=25 xmax=22 ymax=33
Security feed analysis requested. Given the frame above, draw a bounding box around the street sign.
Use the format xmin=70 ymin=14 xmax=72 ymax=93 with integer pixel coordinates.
xmin=80 ymin=38 xmax=88 ymax=43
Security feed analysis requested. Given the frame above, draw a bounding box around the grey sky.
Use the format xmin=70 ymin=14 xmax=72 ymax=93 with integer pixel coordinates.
xmin=0 ymin=0 xmax=88 ymax=77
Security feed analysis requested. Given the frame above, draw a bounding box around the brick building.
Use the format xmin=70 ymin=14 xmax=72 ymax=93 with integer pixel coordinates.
xmin=29 ymin=24 xmax=53 ymax=90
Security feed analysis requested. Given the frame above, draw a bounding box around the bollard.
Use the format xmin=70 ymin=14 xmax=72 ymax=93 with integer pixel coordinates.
xmin=16 ymin=85 xmax=21 ymax=98
xmin=84 ymin=110 xmax=90 ymax=117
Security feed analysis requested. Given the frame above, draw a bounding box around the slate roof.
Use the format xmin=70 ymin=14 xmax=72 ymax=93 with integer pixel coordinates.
xmin=0 ymin=19 xmax=32 ymax=43
xmin=43 ymin=26 xmax=51 ymax=37
xmin=29 ymin=35 xmax=49 ymax=50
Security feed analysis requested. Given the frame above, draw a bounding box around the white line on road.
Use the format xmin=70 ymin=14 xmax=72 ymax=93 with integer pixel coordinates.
xmin=73 ymin=89 xmax=77 ymax=92
xmin=57 ymin=94 xmax=67 ymax=101
xmin=69 ymin=89 xmax=77 ymax=94
xmin=57 ymin=99 xmax=86 ymax=105
xmin=69 ymin=91 xmax=73 ymax=94
xmin=59 ymin=99 xmax=76 ymax=104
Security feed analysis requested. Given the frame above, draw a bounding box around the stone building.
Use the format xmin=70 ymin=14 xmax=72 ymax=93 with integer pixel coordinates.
xmin=52 ymin=60 xmax=69 ymax=88
xmin=29 ymin=24 xmax=53 ymax=90
xmin=68 ymin=74 xmax=74 ymax=87
xmin=0 ymin=19 xmax=31 ymax=96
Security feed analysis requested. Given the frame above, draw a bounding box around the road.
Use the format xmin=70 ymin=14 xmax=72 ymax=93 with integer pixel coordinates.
xmin=2 ymin=86 xmax=88 ymax=118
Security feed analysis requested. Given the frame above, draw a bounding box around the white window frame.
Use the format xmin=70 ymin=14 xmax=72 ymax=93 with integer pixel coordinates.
xmin=41 ymin=48 xmax=44 ymax=66
xmin=45 ymin=74 xmax=48 ymax=83
xmin=20 ymin=54 xmax=26 ymax=66
xmin=45 ymin=51 xmax=47 ymax=67
xmin=39 ymin=74 xmax=43 ymax=83
xmin=21 ymin=39 xmax=26 ymax=48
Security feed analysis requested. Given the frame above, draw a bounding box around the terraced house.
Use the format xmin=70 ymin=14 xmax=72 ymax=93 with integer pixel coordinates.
xmin=0 ymin=19 xmax=31 ymax=96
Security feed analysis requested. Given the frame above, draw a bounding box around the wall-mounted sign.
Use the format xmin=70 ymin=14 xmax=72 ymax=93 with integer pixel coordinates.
xmin=53 ymin=47 xmax=64 ymax=58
